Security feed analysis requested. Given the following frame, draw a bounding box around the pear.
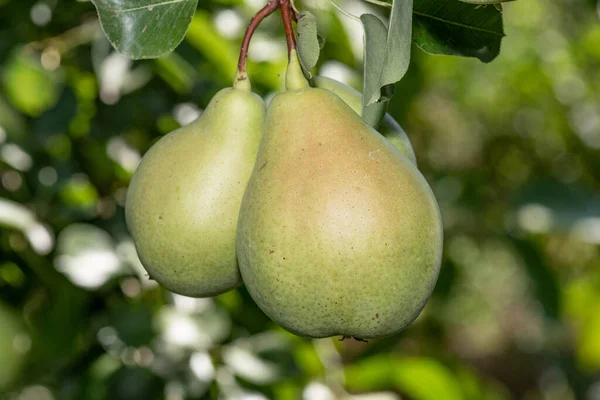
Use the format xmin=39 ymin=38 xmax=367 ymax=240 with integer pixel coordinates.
xmin=236 ymin=52 xmax=443 ymax=339
xmin=312 ymin=76 xmax=417 ymax=165
xmin=126 ymin=75 xmax=265 ymax=297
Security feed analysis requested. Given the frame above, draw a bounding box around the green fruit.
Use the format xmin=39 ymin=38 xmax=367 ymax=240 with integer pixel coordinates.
xmin=0 ymin=303 xmax=28 ymax=390
xmin=312 ymin=76 xmax=417 ymax=165
xmin=126 ymin=78 xmax=265 ymax=297
xmin=236 ymin=52 xmax=443 ymax=339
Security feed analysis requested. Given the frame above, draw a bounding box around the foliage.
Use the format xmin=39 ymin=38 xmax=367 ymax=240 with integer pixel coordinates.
xmin=90 ymin=0 xmax=507 ymax=125
xmin=0 ymin=0 xmax=600 ymax=399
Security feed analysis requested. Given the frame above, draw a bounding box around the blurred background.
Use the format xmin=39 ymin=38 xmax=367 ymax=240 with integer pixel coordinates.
xmin=1 ymin=0 xmax=599 ymax=399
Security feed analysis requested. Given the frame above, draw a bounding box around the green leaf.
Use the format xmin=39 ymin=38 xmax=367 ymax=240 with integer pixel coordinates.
xmin=345 ymin=355 xmax=395 ymax=390
xmin=394 ymin=357 xmax=463 ymax=400
xmin=345 ymin=355 xmax=464 ymax=400
xmin=360 ymin=14 xmax=389 ymax=128
xmin=413 ymin=0 xmax=505 ymax=63
xmin=1 ymin=49 xmax=61 ymax=117
xmin=459 ymin=0 xmax=515 ymax=12
xmin=377 ymin=0 xmax=413 ymax=100
xmin=91 ymin=0 xmax=199 ymax=59
xmin=296 ymin=11 xmax=321 ymax=75
xmin=362 ymin=0 xmax=413 ymax=108
xmin=458 ymin=0 xmax=513 ymax=3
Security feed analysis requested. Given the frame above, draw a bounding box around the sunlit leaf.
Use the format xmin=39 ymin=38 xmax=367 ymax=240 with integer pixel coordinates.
xmin=346 ymin=356 xmax=464 ymax=400
xmin=577 ymin=310 xmax=600 ymax=372
xmin=1 ymin=49 xmax=61 ymax=117
xmin=92 ymin=0 xmax=199 ymax=59
xmin=394 ymin=357 xmax=463 ymax=400
xmin=60 ymin=176 xmax=99 ymax=210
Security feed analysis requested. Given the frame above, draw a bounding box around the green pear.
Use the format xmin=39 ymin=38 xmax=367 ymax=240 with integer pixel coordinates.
xmin=236 ymin=52 xmax=443 ymax=339
xmin=126 ymin=75 xmax=265 ymax=297
xmin=312 ymin=76 xmax=417 ymax=165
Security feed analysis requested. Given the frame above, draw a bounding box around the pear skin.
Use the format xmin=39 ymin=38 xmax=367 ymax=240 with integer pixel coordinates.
xmin=312 ymin=76 xmax=417 ymax=165
xmin=126 ymin=84 xmax=265 ymax=297
xmin=237 ymin=56 xmax=443 ymax=338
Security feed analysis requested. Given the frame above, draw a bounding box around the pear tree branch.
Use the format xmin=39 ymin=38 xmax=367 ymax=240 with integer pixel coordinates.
xmin=237 ymin=0 xmax=280 ymax=74
xmin=280 ymin=0 xmax=297 ymax=55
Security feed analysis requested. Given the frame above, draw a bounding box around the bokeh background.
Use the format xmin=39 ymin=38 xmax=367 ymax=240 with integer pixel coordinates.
xmin=1 ymin=0 xmax=600 ymax=399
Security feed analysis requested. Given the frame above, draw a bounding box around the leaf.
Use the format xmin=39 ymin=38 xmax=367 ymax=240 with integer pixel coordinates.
xmin=345 ymin=355 xmax=395 ymax=390
xmin=458 ymin=0 xmax=515 ymax=5
xmin=91 ymin=0 xmax=199 ymax=59
xmin=394 ymin=357 xmax=463 ymax=400
xmin=377 ymin=0 xmax=413 ymax=100
xmin=345 ymin=355 xmax=464 ymax=400
xmin=296 ymin=11 xmax=321 ymax=74
xmin=1 ymin=48 xmax=61 ymax=117
xmin=362 ymin=0 xmax=413 ymax=108
xmin=413 ymin=0 xmax=505 ymax=63
xmin=318 ymin=9 xmax=355 ymax=67
xmin=360 ymin=14 xmax=390 ymax=128
xmin=576 ymin=303 xmax=600 ymax=372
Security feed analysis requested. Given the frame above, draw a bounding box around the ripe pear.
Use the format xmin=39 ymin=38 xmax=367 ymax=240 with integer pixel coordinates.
xmin=126 ymin=75 xmax=265 ymax=297
xmin=312 ymin=76 xmax=417 ymax=165
xmin=236 ymin=52 xmax=443 ymax=339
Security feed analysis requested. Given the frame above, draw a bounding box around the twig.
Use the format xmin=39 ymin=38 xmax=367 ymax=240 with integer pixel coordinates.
xmin=25 ymin=18 xmax=100 ymax=55
xmin=237 ymin=0 xmax=280 ymax=73
xmin=280 ymin=0 xmax=297 ymax=54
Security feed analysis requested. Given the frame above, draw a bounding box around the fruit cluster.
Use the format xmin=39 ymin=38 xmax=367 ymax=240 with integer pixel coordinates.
xmin=125 ymin=49 xmax=443 ymax=340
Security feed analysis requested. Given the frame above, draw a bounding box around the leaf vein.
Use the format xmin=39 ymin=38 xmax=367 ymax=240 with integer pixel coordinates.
xmin=95 ymin=0 xmax=188 ymax=13
xmin=413 ymin=10 xmax=503 ymax=37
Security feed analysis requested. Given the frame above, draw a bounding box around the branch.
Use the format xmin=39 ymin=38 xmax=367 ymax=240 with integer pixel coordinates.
xmin=280 ymin=0 xmax=297 ymax=55
xmin=237 ymin=0 xmax=280 ymax=74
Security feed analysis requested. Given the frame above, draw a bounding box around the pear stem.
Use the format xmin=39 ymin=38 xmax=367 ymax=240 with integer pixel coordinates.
xmin=280 ymin=0 xmax=297 ymax=55
xmin=286 ymin=49 xmax=310 ymax=90
xmin=237 ymin=0 xmax=280 ymax=77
